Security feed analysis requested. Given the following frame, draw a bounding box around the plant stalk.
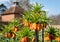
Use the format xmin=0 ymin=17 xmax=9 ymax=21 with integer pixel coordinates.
xmin=42 ymin=27 xmax=44 ymax=42
xmin=35 ymin=29 xmax=39 ymax=42
xmin=51 ymin=39 xmax=53 ymax=42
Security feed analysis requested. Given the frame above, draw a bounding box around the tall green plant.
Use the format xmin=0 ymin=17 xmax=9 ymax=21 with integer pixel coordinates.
xmin=47 ymin=27 xmax=57 ymax=35
xmin=23 ymin=3 xmax=50 ymax=24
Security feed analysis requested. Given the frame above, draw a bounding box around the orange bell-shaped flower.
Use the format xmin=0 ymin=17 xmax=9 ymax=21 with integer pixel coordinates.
xmin=22 ymin=20 xmax=29 ymax=26
xmin=36 ymin=24 xmax=41 ymax=31
xmin=55 ymin=37 xmax=60 ymax=42
xmin=11 ymin=32 xmax=16 ymax=38
xmin=5 ymin=33 xmax=11 ymax=38
xmin=43 ymin=23 xmax=47 ymax=28
xmin=44 ymin=36 xmax=50 ymax=41
xmin=20 ymin=37 xmax=30 ymax=42
xmin=32 ymin=38 xmax=36 ymax=42
xmin=30 ymin=23 xmax=36 ymax=30
xmin=41 ymin=23 xmax=47 ymax=28
xmin=12 ymin=26 xmax=19 ymax=32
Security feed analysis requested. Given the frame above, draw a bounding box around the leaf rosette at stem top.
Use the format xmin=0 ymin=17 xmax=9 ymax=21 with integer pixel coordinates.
xmin=23 ymin=3 xmax=50 ymax=25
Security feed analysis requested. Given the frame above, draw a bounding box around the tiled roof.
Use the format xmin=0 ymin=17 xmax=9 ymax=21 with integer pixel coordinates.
xmin=1 ymin=5 xmax=24 ymax=15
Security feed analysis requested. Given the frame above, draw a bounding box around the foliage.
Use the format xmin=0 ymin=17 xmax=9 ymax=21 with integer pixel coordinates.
xmin=2 ymin=24 xmax=12 ymax=34
xmin=10 ymin=18 xmax=21 ymax=27
xmin=31 ymin=3 xmax=44 ymax=13
xmin=15 ymin=27 xmax=34 ymax=39
xmin=0 ymin=4 xmax=7 ymax=13
xmin=56 ymin=29 xmax=60 ymax=37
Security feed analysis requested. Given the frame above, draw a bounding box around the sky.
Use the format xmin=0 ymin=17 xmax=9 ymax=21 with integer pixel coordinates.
xmin=0 ymin=0 xmax=12 ymax=8
xmin=0 ymin=0 xmax=60 ymax=16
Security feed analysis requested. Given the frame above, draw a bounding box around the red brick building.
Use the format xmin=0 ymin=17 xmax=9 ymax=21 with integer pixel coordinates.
xmin=0 ymin=0 xmax=24 ymax=24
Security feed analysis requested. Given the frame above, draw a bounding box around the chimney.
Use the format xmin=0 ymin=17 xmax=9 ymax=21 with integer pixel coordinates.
xmin=13 ymin=0 xmax=20 ymax=5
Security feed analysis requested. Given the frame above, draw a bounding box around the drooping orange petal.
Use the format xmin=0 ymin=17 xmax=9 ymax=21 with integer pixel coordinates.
xmin=30 ymin=23 xmax=36 ymax=30
xmin=36 ymin=24 xmax=41 ymax=31
xmin=55 ymin=37 xmax=60 ymax=42
xmin=11 ymin=33 xmax=16 ymax=38
xmin=22 ymin=20 xmax=29 ymax=26
xmin=44 ymin=36 xmax=50 ymax=41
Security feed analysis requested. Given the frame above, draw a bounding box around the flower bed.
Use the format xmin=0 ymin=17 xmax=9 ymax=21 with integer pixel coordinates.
xmin=0 ymin=3 xmax=60 ymax=42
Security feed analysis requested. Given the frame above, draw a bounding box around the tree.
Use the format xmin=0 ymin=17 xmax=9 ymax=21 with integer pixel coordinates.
xmin=10 ymin=0 xmax=30 ymax=10
xmin=0 ymin=4 xmax=7 ymax=13
xmin=19 ymin=0 xmax=30 ymax=10
xmin=50 ymin=14 xmax=60 ymax=25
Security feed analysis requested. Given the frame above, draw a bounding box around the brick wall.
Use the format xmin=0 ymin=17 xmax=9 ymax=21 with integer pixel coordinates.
xmin=2 ymin=14 xmax=14 ymax=22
